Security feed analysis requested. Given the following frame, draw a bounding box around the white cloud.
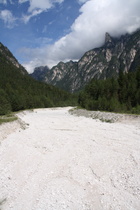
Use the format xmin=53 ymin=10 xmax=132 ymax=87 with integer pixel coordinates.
xmin=0 ymin=0 xmax=14 ymax=4
xmin=21 ymin=0 xmax=140 ymax=73
xmin=20 ymin=0 xmax=64 ymax=23
xmin=18 ymin=0 xmax=28 ymax=3
xmin=0 ymin=0 xmax=7 ymax=4
xmin=77 ymin=0 xmax=89 ymax=4
xmin=0 ymin=9 xmax=16 ymax=28
xmin=20 ymin=46 xmax=51 ymax=72
xmin=9 ymin=0 xmax=15 ymax=4
xmin=28 ymin=0 xmax=64 ymax=12
xmin=22 ymin=9 xmax=43 ymax=23
xmin=27 ymin=0 xmax=52 ymax=12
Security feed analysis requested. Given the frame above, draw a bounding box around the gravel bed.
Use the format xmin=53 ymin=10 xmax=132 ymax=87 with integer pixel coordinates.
xmin=69 ymin=108 xmax=140 ymax=123
xmin=0 ymin=107 xmax=140 ymax=209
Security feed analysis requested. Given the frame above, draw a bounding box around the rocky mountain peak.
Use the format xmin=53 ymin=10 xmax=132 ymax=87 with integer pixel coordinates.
xmin=35 ymin=66 xmax=49 ymax=72
xmin=30 ymin=66 xmax=49 ymax=81
xmin=30 ymin=29 xmax=140 ymax=92
xmin=104 ymin=32 xmax=115 ymax=47
xmin=105 ymin=32 xmax=112 ymax=42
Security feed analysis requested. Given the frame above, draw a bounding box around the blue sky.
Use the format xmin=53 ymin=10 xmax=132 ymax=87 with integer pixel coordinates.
xmin=0 ymin=0 xmax=140 ymax=72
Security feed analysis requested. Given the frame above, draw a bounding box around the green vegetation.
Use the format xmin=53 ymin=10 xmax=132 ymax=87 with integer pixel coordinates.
xmin=78 ymin=68 xmax=140 ymax=114
xmin=0 ymin=114 xmax=18 ymax=124
xmin=0 ymin=44 xmax=78 ymax=116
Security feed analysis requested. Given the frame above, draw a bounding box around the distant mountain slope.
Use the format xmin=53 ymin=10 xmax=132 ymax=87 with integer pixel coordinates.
xmin=30 ymin=66 xmax=49 ymax=81
xmin=30 ymin=29 xmax=140 ymax=92
xmin=43 ymin=61 xmax=78 ymax=92
xmin=0 ymin=43 xmax=76 ymax=115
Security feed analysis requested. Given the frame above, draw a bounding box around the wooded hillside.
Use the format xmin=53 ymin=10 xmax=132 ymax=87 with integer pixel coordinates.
xmin=78 ymin=68 xmax=140 ymax=114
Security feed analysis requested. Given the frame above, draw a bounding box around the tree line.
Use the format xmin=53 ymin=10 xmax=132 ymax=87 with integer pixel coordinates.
xmin=0 ymin=57 xmax=77 ymax=115
xmin=78 ymin=68 xmax=140 ymax=114
xmin=1 ymin=45 xmax=140 ymax=116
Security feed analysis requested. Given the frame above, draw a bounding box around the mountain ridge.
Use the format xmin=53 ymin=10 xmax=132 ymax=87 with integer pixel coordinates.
xmin=30 ymin=29 xmax=140 ymax=92
xmin=0 ymin=42 xmax=27 ymax=75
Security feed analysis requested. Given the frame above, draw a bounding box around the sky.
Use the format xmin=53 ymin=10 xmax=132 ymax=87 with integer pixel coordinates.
xmin=0 ymin=0 xmax=140 ymax=73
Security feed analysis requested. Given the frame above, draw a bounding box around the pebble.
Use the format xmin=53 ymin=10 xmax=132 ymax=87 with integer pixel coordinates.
xmin=70 ymin=109 xmax=140 ymax=123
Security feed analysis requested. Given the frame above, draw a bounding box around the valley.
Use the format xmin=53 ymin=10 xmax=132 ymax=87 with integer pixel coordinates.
xmin=0 ymin=107 xmax=140 ymax=210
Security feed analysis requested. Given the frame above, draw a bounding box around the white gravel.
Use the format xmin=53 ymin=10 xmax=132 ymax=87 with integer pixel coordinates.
xmin=0 ymin=107 xmax=140 ymax=210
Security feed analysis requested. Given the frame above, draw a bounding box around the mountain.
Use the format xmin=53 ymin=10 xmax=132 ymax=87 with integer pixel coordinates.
xmin=42 ymin=61 xmax=78 ymax=92
xmin=30 ymin=29 xmax=140 ymax=92
xmin=30 ymin=66 xmax=49 ymax=81
xmin=0 ymin=42 xmax=27 ymax=75
xmin=0 ymin=43 xmax=77 ymax=115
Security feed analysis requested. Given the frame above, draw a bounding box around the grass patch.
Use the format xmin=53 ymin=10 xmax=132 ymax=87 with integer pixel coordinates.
xmin=0 ymin=114 xmax=18 ymax=125
xmin=100 ymin=118 xmax=113 ymax=123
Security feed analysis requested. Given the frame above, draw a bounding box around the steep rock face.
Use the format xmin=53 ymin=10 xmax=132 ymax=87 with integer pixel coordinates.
xmin=74 ymin=30 xmax=140 ymax=91
xmin=30 ymin=66 xmax=49 ymax=81
xmin=37 ymin=61 xmax=78 ymax=92
xmin=0 ymin=42 xmax=27 ymax=75
xmin=31 ymin=29 xmax=140 ymax=92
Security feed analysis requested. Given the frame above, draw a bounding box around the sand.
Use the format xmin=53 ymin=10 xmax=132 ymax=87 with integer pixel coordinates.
xmin=0 ymin=107 xmax=140 ymax=210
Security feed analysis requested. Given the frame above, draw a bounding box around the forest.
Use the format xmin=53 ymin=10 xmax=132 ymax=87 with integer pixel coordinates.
xmin=78 ymin=68 xmax=140 ymax=114
xmin=1 ymin=41 xmax=140 ymax=116
xmin=0 ymin=55 xmax=77 ymax=115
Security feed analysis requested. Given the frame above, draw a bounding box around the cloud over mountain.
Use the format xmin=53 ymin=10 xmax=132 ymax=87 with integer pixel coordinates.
xmin=22 ymin=0 xmax=140 ymax=72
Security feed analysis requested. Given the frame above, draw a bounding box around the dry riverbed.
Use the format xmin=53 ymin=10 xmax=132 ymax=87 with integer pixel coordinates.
xmin=0 ymin=107 xmax=140 ymax=210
